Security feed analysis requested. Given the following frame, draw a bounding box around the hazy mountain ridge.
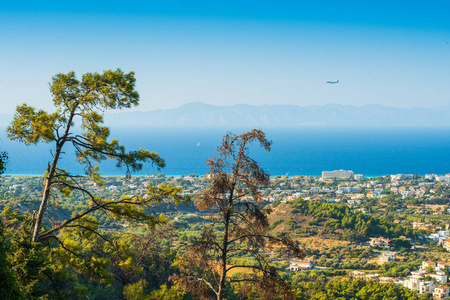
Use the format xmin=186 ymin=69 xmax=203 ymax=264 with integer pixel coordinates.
xmin=1 ymin=104 xmax=448 ymax=128
xmin=103 ymin=102 xmax=450 ymax=127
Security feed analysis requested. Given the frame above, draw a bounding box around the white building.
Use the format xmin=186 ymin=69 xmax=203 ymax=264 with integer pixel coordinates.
xmin=444 ymin=239 xmax=450 ymax=252
xmin=354 ymin=174 xmax=364 ymax=180
xmin=322 ymin=170 xmax=354 ymax=179
xmin=401 ymin=261 xmax=450 ymax=296
xmin=412 ymin=222 xmax=432 ymax=229
xmin=349 ymin=271 xmax=379 ymax=281
xmin=289 ymin=259 xmax=314 ymax=271
xmin=379 ymin=251 xmax=397 ymax=263
xmin=391 ymin=174 xmax=414 ymax=181
xmin=373 ymin=188 xmax=383 ymax=197
xmin=433 ymin=285 xmax=450 ymax=298
xmin=403 ymin=269 xmax=427 ymax=290
xmin=422 ymin=261 xmax=437 ymax=270
xmin=437 ymin=262 xmax=450 ymax=272
xmin=430 ymin=271 xmax=448 ymax=284
xmin=349 ymin=270 xmax=366 ymax=280
xmin=437 ymin=175 xmax=450 ymax=183
xmin=429 ymin=231 xmax=449 ymax=244
xmin=424 ymin=174 xmax=436 ymax=180
xmin=418 ymin=281 xmax=434 ymax=294
xmin=369 ymin=237 xmax=390 ymax=248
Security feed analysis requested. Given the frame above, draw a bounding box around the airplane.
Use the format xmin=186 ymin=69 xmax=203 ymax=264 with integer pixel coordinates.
xmin=326 ymin=80 xmax=339 ymax=84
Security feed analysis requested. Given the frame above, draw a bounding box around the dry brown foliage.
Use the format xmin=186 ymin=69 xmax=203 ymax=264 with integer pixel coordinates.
xmin=172 ymin=129 xmax=303 ymax=300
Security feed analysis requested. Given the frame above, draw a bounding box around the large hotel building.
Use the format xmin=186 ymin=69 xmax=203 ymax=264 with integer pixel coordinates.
xmin=322 ymin=169 xmax=354 ymax=179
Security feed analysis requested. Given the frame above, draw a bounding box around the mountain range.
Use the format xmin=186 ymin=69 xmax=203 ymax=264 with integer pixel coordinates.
xmin=103 ymin=102 xmax=450 ymax=127
xmin=1 ymin=103 xmax=449 ymax=128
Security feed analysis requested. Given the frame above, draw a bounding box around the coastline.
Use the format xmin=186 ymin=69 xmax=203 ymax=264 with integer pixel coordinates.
xmin=0 ymin=172 xmax=443 ymax=178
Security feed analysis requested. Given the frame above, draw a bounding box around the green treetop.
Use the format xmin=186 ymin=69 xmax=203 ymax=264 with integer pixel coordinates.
xmin=7 ymin=69 xmax=170 ymax=243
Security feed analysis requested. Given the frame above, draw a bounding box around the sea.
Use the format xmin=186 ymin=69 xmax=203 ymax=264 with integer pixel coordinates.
xmin=1 ymin=126 xmax=450 ymax=177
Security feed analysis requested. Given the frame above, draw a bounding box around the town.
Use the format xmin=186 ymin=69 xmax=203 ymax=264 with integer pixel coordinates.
xmin=1 ymin=170 xmax=450 ymax=298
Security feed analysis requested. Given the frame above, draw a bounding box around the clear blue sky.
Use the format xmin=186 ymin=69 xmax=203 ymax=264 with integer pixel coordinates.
xmin=1 ymin=0 xmax=449 ymax=114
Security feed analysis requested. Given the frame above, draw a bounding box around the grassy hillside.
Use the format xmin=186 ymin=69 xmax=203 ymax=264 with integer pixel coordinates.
xmin=267 ymin=202 xmax=350 ymax=250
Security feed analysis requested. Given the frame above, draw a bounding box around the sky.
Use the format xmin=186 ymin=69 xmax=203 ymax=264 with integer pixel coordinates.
xmin=1 ymin=0 xmax=449 ymax=114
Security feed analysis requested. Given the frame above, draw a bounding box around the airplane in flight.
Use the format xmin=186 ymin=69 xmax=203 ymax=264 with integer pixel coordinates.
xmin=326 ymin=80 xmax=339 ymax=84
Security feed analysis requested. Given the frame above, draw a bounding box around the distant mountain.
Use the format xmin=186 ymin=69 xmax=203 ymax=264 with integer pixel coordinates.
xmin=104 ymin=102 xmax=450 ymax=127
xmin=1 ymin=103 xmax=449 ymax=129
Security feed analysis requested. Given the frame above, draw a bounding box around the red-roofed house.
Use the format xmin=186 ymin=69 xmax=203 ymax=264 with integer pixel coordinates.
xmin=433 ymin=285 xmax=450 ymax=298
xmin=422 ymin=261 xmax=437 ymax=270
xmin=437 ymin=262 xmax=450 ymax=271
xmin=289 ymin=259 xmax=314 ymax=271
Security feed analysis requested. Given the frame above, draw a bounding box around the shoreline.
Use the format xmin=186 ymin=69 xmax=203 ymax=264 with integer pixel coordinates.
xmin=0 ymin=173 xmax=440 ymax=178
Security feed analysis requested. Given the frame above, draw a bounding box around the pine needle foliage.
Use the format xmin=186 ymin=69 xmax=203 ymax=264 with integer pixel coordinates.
xmin=173 ymin=129 xmax=304 ymax=300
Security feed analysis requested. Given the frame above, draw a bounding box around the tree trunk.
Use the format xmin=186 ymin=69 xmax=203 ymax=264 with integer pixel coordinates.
xmin=31 ymin=109 xmax=75 ymax=242
xmin=218 ymin=204 xmax=231 ymax=300
xmin=31 ymin=143 xmax=62 ymax=242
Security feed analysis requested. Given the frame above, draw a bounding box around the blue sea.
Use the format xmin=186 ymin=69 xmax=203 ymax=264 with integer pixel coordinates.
xmin=1 ymin=127 xmax=450 ymax=177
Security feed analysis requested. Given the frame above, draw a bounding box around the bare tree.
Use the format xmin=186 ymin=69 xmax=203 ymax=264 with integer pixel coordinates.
xmin=173 ymin=129 xmax=304 ymax=300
